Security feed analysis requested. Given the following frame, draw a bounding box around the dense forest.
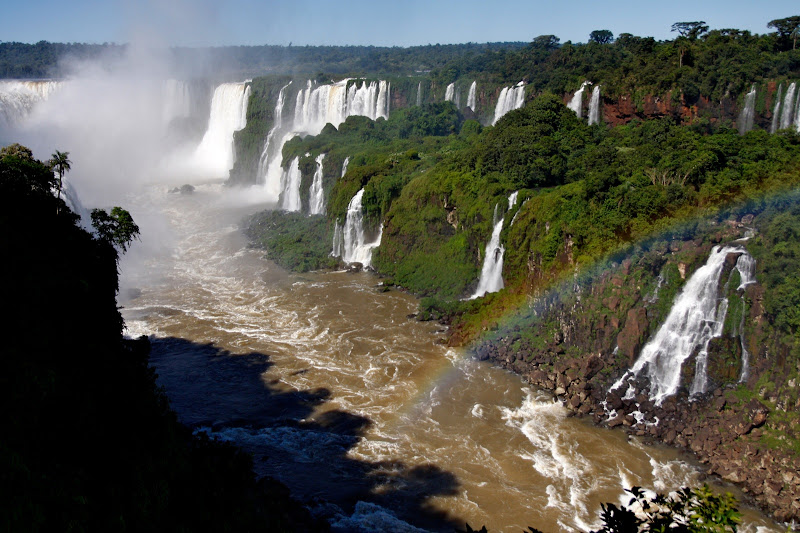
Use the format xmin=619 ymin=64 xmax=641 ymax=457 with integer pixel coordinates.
xmin=239 ymin=17 xmax=800 ymax=524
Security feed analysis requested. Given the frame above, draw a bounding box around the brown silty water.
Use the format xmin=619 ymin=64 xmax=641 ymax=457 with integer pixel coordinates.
xmin=120 ymin=183 xmax=780 ymax=532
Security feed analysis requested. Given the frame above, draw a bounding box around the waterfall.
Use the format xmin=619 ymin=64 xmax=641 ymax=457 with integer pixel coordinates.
xmin=471 ymin=198 xmax=513 ymax=299
xmin=257 ymin=82 xmax=291 ymax=188
xmin=588 ymin=85 xmax=602 ymax=125
xmin=332 ymin=188 xmax=382 ymax=267
xmin=492 ymin=82 xmax=526 ymax=125
xmin=308 ymin=154 xmax=326 ymax=215
xmin=445 ymin=83 xmax=455 ymax=103
xmin=508 ymin=191 xmax=519 ymax=210
xmin=610 ymin=245 xmax=754 ymax=405
xmin=262 ymin=79 xmax=390 ymax=202
xmin=733 ymin=252 xmax=756 ymax=382
xmin=341 ymin=156 xmax=350 ymax=177
xmin=737 ymin=84 xmax=757 ymax=134
xmin=279 ymin=156 xmax=302 ymax=212
xmin=568 ymin=81 xmax=591 ymax=118
xmin=331 ymin=219 xmax=344 ymax=258
xmin=0 ymin=80 xmax=63 ymax=126
xmin=194 ymin=82 xmax=250 ymax=176
xmin=416 ymin=82 xmax=422 ymax=107
xmin=779 ymin=82 xmax=796 ymax=130
xmin=770 ymin=84 xmax=783 ymax=134
xmin=467 ymin=81 xmax=477 ymax=111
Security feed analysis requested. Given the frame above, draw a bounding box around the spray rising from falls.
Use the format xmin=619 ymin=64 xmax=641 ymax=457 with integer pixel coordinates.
xmin=0 ymin=80 xmax=63 ymax=128
xmin=467 ymin=81 xmax=477 ymax=111
xmin=308 ymin=153 xmax=326 ymax=215
xmin=610 ymin=245 xmax=755 ymax=405
xmin=471 ymin=192 xmax=517 ymax=299
xmin=737 ymin=85 xmax=757 ymax=134
xmin=194 ymin=82 xmax=250 ymax=177
xmin=262 ymin=79 xmax=390 ymax=204
xmin=568 ymin=81 xmax=591 ymax=119
xmin=588 ymin=85 xmax=601 ymax=126
xmin=330 ymin=188 xmax=382 ymax=268
xmin=492 ymin=83 xmax=525 ymax=125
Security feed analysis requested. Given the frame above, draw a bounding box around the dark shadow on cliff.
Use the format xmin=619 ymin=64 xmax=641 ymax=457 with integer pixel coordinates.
xmin=149 ymin=337 xmax=463 ymax=532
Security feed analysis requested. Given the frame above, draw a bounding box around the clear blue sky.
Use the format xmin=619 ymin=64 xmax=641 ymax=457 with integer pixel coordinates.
xmin=2 ymin=0 xmax=798 ymax=47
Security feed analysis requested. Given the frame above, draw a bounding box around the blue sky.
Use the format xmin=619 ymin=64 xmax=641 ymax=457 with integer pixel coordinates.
xmin=2 ymin=0 xmax=798 ymax=47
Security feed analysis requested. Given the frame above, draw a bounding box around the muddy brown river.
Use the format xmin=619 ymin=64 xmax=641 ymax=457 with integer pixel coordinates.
xmin=120 ymin=183 xmax=780 ymax=532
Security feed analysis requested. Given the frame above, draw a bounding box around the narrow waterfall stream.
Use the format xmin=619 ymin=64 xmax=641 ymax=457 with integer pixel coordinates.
xmin=119 ymin=186 xmax=780 ymax=533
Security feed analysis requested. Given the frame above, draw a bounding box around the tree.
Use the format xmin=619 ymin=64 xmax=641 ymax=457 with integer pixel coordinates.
xmin=589 ymin=30 xmax=615 ymax=44
xmin=49 ymin=150 xmax=71 ymax=203
xmin=91 ymin=206 xmax=140 ymax=255
xmin=768 ymin=16 xmax=800 ymax=50
xmin=531 ymin=35 xmax=561 ymax=50
xmin=671 ymin=21 xmax=710 ymax=40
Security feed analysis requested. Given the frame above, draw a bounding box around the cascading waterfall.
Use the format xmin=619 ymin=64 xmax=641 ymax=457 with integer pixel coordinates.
xmin=0 ymin=80 xmax=63 ymax=126
xmin=492 ymin=82 xmax=525 ymax=125
xmin=162 ymin=79 xmax=192 ymax=125
xmin=308 ymin=153 xmax=326 ymax=215
xmin=470 ymin=193 xmax=516 ymax=299
xmin=416 ymin=82 xmax=422 ymax=107
xmin=779 ymin=82 xmax=796 ymax=130
xmin=331 ymin=188 xmax=382 ymax=267
xmin=610 ymin=245 xmax=755 ymax=405
xmin=588 ymin=85 xmax=601 ymax=125
xmin=279 ymin=156 xmax=302 ymax=212
xmin=257 ymin=82 xmax=291 ymax=187
xmin=445 ymin=83 xmax=455 ymax=103
xmin=770 ymin=84 xmax=783 ymax=134
xmin=732 ymin=252 xmax=757 ymax=382
xmin=341 ymin=156 xmax=350 ymax=177
xmin=262 ymin=79 xmax=390 ymax=204
xmin=467 ymin=81 xmax=477 ymax=111
xmin=737 ymin=84 xmax=757 ymax=134
xmin=194 ymin=82 xmax=250 ymax=176
xmin=568 ymin=81 xmax=591 ymax=118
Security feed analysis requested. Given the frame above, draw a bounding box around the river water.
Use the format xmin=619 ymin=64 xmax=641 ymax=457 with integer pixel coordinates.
xmin=120 ymin=183 xmax=780 ymax=532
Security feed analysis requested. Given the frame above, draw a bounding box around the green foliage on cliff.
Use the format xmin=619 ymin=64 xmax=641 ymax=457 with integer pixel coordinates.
xmin=0 ymin=147 xmax=314 ymax=531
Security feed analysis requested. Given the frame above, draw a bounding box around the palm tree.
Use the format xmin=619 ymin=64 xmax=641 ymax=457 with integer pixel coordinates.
xmin=49 ymin=150 xmax=71 ymax=206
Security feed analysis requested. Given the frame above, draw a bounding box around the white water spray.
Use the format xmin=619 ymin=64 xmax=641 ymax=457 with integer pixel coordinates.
xmin=331 ymin=188 xmax=382 ymax=267
xmin=309 ymin=153 xmax=326 ymax=215
xmin=737 ymin=84 xmax=757 ymax=134
xmin=492 ymin=82 xmax=525 ymax=125
xmin=0 ymin=80 xmax=63 ymax=129
xmin=568 ymin=81 xmax=591 ymax=119
xmin=467 ymin=81 xmax=477 ymax=111
xmin=588 ymin=85 xmax=601 ymax=125
xmin=610 ymin=246 xmax=755 ymax=404
xmin=194 ymin=82 xmax=250 ymax=177
xmin=770 ymin=84 xmax=783 ymax=134
xmin=780 ymin=82 xmax=796 ymax=130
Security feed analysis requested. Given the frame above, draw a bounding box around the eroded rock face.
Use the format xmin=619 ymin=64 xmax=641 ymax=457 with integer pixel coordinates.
xmin=473 ymin=219 xmax=800 ymax=523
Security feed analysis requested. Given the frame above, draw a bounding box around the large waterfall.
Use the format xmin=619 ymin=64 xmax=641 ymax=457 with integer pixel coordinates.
xmin=610 ymin=245 xmax=755 ymax=405
xmin=0 ymin=80 xmax=63 ymax=127
xmin=737 ymin=85 xmax=757 ymax=134
xmin=779 ymin=82 xmax=796 ymax=130
xmin=467 ymin=81 xmax=477 ymax=111
xmin=770 ymin=84 xmax=783 ymax=134
xmin=330 ymin=188 xmax=382 ymax=267
xmin=492 ymin=83 xmax=525 ymax=125
xmin=257 ymin=82 xmax=291 ymax=194
xmin=279 ymin=156 xmax=302 ymax=211
xmin=261 ymin=79 xmax=390 ymax=205
xmin=470 ymin=194 xmax=517 ymax=299
xmin=587 ymin=85 xmax=601 ymax=125
xmin=194 ymin=82 xmax=250 ymax=176
xmin=568 ymin=81 xmax=591 ymax=119
xmin=308 ymin=153 xmax=326 ymax=215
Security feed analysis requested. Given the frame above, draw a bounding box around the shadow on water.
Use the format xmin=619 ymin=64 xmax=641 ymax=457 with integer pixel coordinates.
xmin=149 ymin=337 xmax=463 ymax=532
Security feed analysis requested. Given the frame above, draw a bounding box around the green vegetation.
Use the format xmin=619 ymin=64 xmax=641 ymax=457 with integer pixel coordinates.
xmin=0 ymin=145 xmax=315 ymax=531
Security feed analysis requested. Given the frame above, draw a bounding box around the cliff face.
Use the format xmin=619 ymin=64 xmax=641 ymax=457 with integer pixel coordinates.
xmin=472 ymin=212 xmax=800 ymax=523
